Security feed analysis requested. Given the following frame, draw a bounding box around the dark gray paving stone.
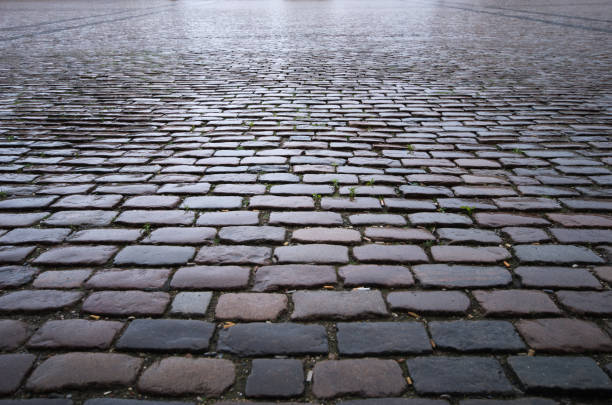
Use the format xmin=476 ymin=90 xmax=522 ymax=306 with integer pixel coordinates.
xmin=508 ymin=356 xmax=612 ymax=393
xmin=387 ymin=291 xmax=471 ymax=314
xmin=429 ymin=320 xmax=526 ymax=352
xmin=337 ymin=322 xmax=431 ymax=355
xmin=116 ymin=319 xmax=215 ymax=352
xmin=514 ymin=244 xmax=604 ymax=264
xmin=0 ymin=265 xmax=37 ymax=288
xmin=291 ymin=291 xmax=388 ymax=320
xmin=0 ymin=319 xmax=29 ymax=350
xmin=217 ymin=323 xmax=328 ymax=356
xmin=407 ymin=357 xmax=515 ymax=394
xmin=245 ymin=359 xmax=304 ymax=398
xmin=0 ymin=290 xmax=82 ymax=313
xmin=413 ymin=264 xmax=511 ymax=288
xmin=0 ymin=353 xmax=35 ymax=394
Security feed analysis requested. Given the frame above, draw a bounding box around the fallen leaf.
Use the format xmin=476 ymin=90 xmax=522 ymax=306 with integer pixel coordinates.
xmin=223 ymin=322 xmax=236 ymax=329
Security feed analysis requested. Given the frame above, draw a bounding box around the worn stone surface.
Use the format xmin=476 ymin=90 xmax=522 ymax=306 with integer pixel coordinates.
xmin=218 ymin=323 xmax=328 ymax=356
xmin=291 ymin=291 xmax=388 ymax=320
xmin=313 ymin=359 xmax=406 ymax=398
xmin=28 ymin=320 xmax=123 ymax=349
xmin=508 ymin=356 xmax=612 ymax=393
xmin=215 ymin=293 xmax=287 ymax=321
xmin=116 ymin=319 xmax=215 ymax=351
xmin=407 ymin=357 xmax=514 ymax=394
xmin=26 ymin=353 xmax=142 ymax=392
xmin=0 ymin=354 xmax=35 ymax=394
xmin=337 ymin=322 xmax=431 ymax=355
xmin=137 ymin=357 xmax=235 ymax=396
xmin=245 ymin=359 xmax=304 ymax=398
xmin=1 ymin=0 xmax=612 ymax=401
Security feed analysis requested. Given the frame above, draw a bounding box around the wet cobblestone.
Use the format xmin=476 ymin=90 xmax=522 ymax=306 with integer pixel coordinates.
xmin=1 ymin=0 xmax=611 ymax=403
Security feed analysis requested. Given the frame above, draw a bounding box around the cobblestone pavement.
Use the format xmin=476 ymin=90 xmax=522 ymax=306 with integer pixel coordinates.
xmin=1 ymin=0 xmax=612 ymax=404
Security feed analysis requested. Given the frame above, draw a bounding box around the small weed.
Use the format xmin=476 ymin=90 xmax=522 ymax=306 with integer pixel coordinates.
xmin=6 ymin=135 xmax=15 ymax=141
xmin=237 ymin=146 xmax=244 ymax=150
xmin=0 ymin=191 xmax=7 ymax=199
xmin=423 ymin=240 xmax=435 ymax=248
xmin=331 ymin=179 xmax=339 ymax=188
xmin=406 ymin=144 xmax=414 ymax=152
xmin=366 ymin=178 xmax=375 ymax=186
xmin=460 ymin=205 xmax=475 ymax=215
xmin=513 ymin=148 xmax=523 ymax=154
xmin=312 ymin=193 xmax=322 ymax=202
xmin=140 ymin=223 xmax=152 ymax=237
xmin=348 ymin=187 xmax=357 ymax=200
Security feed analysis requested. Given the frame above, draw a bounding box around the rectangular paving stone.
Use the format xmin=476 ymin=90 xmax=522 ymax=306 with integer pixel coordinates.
xmin=0 ymin=245 xmax=36 ymax=263
xmin=473 ymin=290 xmax=561 ymax=316
xmin=42 ymin=210 xmax=117 ymax=226
xmin=196 ymin=210 xmax=259 ymax=225
xmin=555 ymin=290 xmax=612 ymax=315
xmin=67 ymin=228 xmax=141 ymax=243
xmin=27 ymin=319 xmax=122 ymax=350
xmin=116 ymin=319 xmax=215 ymax=351
xmin=170 ymin=291 xmax=213 ymax=315
xmin=250 ymin=195 xmax=314 ymax=209
xmin=217 ymin=322 xmax=328 ymax=356
xmin=0 ymin=353 xmax=35 ymax=394
xmin=0 ymin=319 xmax=29 ymax=350
xmin=337 ymin=322 xmax=431 ymax=355
xmin=0 ymin=265 xmax=37 ymax=288
xmin=26 ymin=353 xmax=142 ymax=392
xmin=196 ymin=245 xmax=271 ymax=264
xmin=429 ymin=320 xmax=525 ymax=352
xmin=142 ymin=227 xmax=216 ymax=244
xmin=0 ymin=228 xmax=71 ymax=244
xmin=269 ymin=211 xmax=343 ymax=225
xmin=514 ymin=244 xmax=604 ymax=264
xmin=312 ymin=359 xmax=406 ymax=399
xmin=85 ymin=269 xmax=170 ymax=289
xmin=274 ymin=244 xmax=349 ymax=264
xmin=413 ymin=264 xmax=511 ymax=288
xmin=215 ymin=293 xmax=287 ymax=321
xmin=407 ymin=357 xmax=514 ymax=395
xmin=431 ymin=246 xmax=510 ymax=263
xmin=508 ymin=356 xmax=612 ymax=393
xmin=137 ymin=357 xmax=234 ymax=396
xmin=387 ymin=291 xmax=471 ymax=314
xmin=252 ymin=264 xmax=337 ymax=291
xmin=114 ymin=245 xmax=195 ymax=265
xmin=34 ymin=245 xmax=118 ymax=265
xmin=515 ymin=266 xmax=601 ymax=289
xmin=246 ymin=359 xmax=304 ymax=398
xmin=171 ymin=265 xmax=250 ymax=289
xmin=516 ymin=318 xmax=612 ymax=353
xmin=0 ymin=290 xmax=83 ymax=313
xmin=339 ymin=264 xmax=414 ymax=287
xmin=182 ymin=196 xmax=243 ymax=209
xmin=0 ymin=213 xmax=49 ymax=227
xmin=353 ymin=244 xmax=428 ymax=263
xmin=115 ymin=210 xmax=194 ymax=225
xmin=82 ymin=291 xmax=169 ymax=316
xmin=291 ymin=290 xmax=388 ymax=320
xmin=219 ymin=226 xmax=285 ymax=243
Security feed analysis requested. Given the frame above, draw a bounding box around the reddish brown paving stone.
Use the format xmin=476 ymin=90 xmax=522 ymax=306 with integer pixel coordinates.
xmin=27 ymin=319 xmax=123 ymax=349
xmin=516 ymin=318 xmax=612 ymax=353
xmin=364 ymin=227 xmax=435 ymax=242
xmin=473 ymin=290 xmax=561 ymax=316
xmin=137 ymin=357 xmax=235 ymax=396
xmin=82 ymin=291 xmax=169 ymax=316
xmin=26 ymin=353 xmax=142 ymax=392
xmin=291 ymin=291 xmax=388 ymax=320
xmin=515 ymin=266 xmax=601 ymax=289
xmin=312 ymin=359 xmax=406 ymax=398
xmin=85 ymin=269 xmax=170 ymax=289
xmin=215 ymin=293 xmax=287 ymax=321
xmin=33 ymin=269 xmax=92 ymax=288
xmin=546 ymin=213 xmax=612 ymax=227
xmin=593 ymin=266 xmax=612 ymax=282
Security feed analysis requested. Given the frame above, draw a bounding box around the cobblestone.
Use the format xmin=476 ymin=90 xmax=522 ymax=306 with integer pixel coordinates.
xmin=0 ymin=0 xmax=611 ymax=401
